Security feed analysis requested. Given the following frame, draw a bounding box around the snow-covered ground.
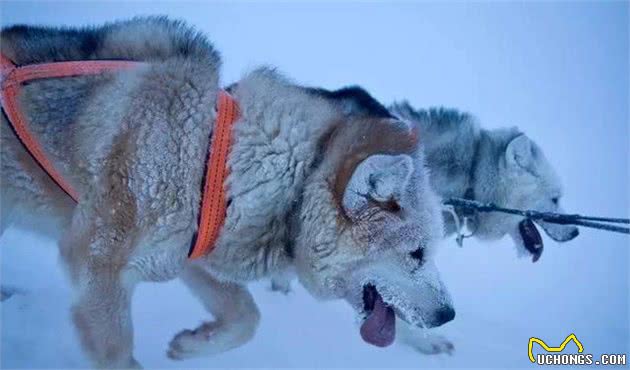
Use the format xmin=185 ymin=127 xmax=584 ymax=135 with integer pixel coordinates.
xmin=1 ymin=2 xmax=628 ymax=369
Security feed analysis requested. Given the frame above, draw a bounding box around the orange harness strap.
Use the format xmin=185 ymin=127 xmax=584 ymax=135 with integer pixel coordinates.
xmin=0 ymin=54 xmax=238 ymax=259
xmin=189 ymin=91 xmax=238 ymax=258
xmin=0 ymin=55 xmax=140 ymax=201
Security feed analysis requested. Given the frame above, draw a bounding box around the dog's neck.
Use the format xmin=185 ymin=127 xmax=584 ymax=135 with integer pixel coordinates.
xmin=440 ymin=129 xmax=499 ymax=232
xmin=462 ymin=133 xmax=482 ymax=202
xmin=202 ymin=69 xmax=341 ymax=282
xmin=422 ymin=124 xmax=481 ymax=202
xmin=459 ymin=129 xmax=508 ymax=203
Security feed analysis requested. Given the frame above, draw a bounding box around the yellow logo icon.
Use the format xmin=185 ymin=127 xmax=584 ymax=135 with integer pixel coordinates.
xmin=528 ymin=333 xmax=584 ymax=363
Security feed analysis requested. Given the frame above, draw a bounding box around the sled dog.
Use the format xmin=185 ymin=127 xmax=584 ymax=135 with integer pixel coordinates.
xmin=0 ymin=18 xmax=452 ymax=367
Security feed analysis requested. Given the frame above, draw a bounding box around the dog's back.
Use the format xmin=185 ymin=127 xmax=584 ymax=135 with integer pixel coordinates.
xmin=1 ymin=16 xmax=217 ymax=65
xmin=0 ymin=17 xmax=220 ymax=236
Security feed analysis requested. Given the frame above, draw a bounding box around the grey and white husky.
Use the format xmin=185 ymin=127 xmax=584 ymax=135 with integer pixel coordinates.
xmin=390 ymin=102 xmax=579 ymax=261
xmin=0 ymin=18 xmax=452 ymax=368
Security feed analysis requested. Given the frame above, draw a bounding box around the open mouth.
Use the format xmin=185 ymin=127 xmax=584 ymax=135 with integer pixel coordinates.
xmin=360 ymin=284 xmax=396 ymax=347
xmin=519 ymin=219 xmax=543 ymax=262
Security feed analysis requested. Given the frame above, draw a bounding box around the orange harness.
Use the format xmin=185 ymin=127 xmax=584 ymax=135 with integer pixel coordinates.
xmin=0 ymin=54 xmax=238 ymax=259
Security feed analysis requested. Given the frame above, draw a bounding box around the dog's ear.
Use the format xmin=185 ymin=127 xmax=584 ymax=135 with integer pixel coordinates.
xmin=342 ymin=154 xmax=413 ymax=217
xmin=505 ymin=134 xmax=535 ymax=172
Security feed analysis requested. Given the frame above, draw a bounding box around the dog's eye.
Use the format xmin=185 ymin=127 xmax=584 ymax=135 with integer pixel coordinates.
xmin=380 ymin=198 xmax=401 ymax=213
xmin=365 ymin=194 xmax=401 ymax=213
xmin=410 ymin=247 xmax=424 ymax=264
xmin=551 ymin=197 xmax=559 ymax=205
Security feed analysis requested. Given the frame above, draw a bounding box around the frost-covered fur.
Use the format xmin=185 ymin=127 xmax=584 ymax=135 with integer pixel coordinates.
xmin=390 ymin=102 xmax=579 ymax=255
xmin=1 ymin=18 xmax=451 ymax=368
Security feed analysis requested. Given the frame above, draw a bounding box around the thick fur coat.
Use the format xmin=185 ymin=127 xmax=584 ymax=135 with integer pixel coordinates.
xmin=1 ymin=18 xmax=452 ymax=368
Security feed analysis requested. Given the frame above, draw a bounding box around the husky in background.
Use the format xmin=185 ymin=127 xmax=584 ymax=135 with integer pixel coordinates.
xmin=0 ymin=17 xmax=453 ymax=368
xmin=388 ymin=102 xmax=579 ymax=354
xmin=390 ymin=102 xmax=579 ymax=261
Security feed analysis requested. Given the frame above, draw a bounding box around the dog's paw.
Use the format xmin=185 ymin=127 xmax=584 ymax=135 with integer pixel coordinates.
xmin=270 ymin=277 xmax=291 ymax=294
xmin=408 ymin=334 xmax=455 ymax=355
xmin=0 ymin=285 xmax=22 ymax=302
xmin=1 ymin=289 xmax=13 ymax=302
xmin=167 ymin=318 xmax=257 ymax=360
xmin=167 ymin=322 xmax=220 ymax=360
xmin=129 ymin=357 xmax=143 ymax=369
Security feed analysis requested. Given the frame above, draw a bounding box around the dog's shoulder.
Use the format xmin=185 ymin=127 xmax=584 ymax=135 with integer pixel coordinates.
xmin=1 ymin=16 xmax=220 ymax=67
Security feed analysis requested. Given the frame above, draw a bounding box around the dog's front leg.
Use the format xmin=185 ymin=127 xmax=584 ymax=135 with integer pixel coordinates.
xmin=167 ymin=263 xmax=260 ymax=360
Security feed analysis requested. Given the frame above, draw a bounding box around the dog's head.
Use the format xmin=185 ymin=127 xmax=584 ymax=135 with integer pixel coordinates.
xmin=387 ymin=102 xmax=578 ymax=261
xmin=474 ymin=131 xmax=579 ymax=261
xmin=292 ymin=91 xmax=453 ymax=346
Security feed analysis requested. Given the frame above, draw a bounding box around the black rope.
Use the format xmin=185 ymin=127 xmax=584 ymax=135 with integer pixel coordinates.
xmin=443 ymin=198 xmax=629 ymax=235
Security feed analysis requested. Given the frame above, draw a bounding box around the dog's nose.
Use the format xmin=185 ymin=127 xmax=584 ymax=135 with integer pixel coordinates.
xmin=434 ymin=306 xmax=456 ymax=325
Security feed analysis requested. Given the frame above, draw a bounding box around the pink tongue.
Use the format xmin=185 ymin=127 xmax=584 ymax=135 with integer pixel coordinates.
xmin=360 ymin=292 xmax=396 ymax=347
